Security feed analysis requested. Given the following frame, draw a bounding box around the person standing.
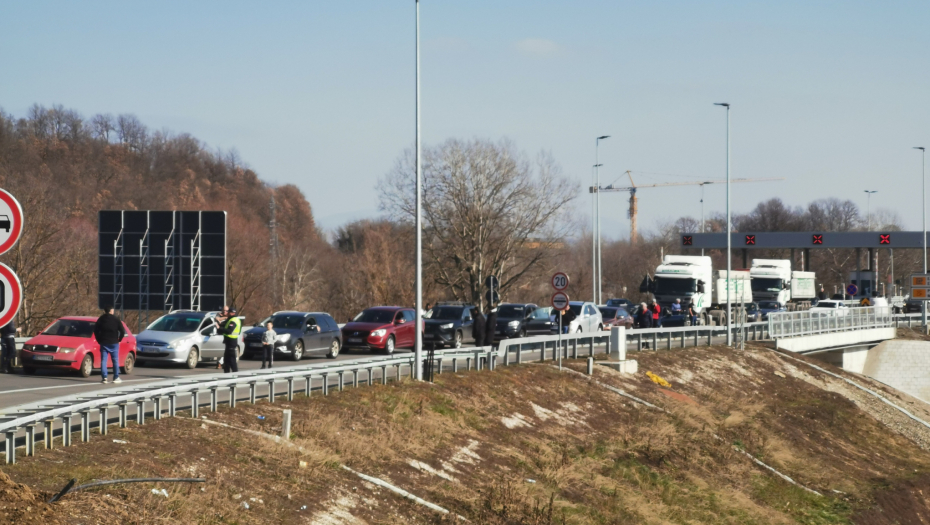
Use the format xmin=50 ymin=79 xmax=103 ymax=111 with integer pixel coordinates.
xmin=215 ymin=305 xmax=230 ymax=369
xmin=471 ymin=307 xmax=486 ymax=347
xmin=215 ymin=307 xmax=242 ymax=373
xmin=0 ymin=320 xmax=16 ymax=374
xmin=687 ymin=302 xmax=698 ymax=327
xmin=261 ymin=320 xmax=276 ymax=369
xmin=650 ymin=301 xmax=661 ymax=328
xmin=638 ymin=303 xmax=653 ymax=329
xmin=483 ymin=305 xmax=498 ymax=347
xmin=94 ymin=306 xmax=125 ymax=384
xmin=671 ymin=299 xmax=682 ymax=314
xmin=560 ymin=307 xmax=578 ymax=334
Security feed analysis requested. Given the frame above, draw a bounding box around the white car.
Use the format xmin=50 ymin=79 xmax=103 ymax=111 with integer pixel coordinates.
xmin=552 ymin=301 xmax=603 ymax=333
xmin=809 ymin=300 xmax=849 ymax=316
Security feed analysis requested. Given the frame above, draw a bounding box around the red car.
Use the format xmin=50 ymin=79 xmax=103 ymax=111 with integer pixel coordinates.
xmin=341 ymin=307 xmax=418 ymax=354
xmin=598 ymin=306 xmax=634 ymax=330
xmin=20 ymin=316 xmax=137 ymax=377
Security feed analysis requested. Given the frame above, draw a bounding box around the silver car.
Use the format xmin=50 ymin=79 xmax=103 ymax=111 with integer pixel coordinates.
xmin=553 ymin=301 xmax=604 ymax=333
xmin=135 ymin=310 xmax=243 ymax=368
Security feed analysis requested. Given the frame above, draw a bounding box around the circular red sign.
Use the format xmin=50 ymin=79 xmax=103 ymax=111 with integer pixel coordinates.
xmin=0 ymin=189 xmax=24 ymax=256
xmin=0 ymin=263 xmax=23 ymax=328
xmin=551 ymin=292 xmax=570 ymax=311
xmin=551 ymin=272 xmax=569 ymax=291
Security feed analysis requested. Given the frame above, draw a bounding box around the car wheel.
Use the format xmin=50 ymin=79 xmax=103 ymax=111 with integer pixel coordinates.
xmin=186 ymin=346 xmax=199 ymax=369
xmin=291 ymin=340 xmax=304 ymax=361
xmin=79 ymin=355 xmax=93 ymax=378
xmin=598 ymin=324 xmax=604 ymax=331
xmin=518 ymin=328 xmax=526 ymax=338
xmin=327 ymin=339 xmax=340 ymax=359
xmin=121 ymin=353 xmax=134 ymax=375
xmin=22 ymin=366 xmax=36 ymax=375
xmin=453 ymin=331 xmax=463 ymax=349
xmin=384 ymin=336 xmax=396 ymax=355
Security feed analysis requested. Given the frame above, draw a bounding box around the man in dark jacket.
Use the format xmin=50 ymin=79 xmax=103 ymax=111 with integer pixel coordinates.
xmin=0 ymin=320 xmax=16 ymax=374
xmin=638 ymin=303 xmax=653 ymax=329
xmin=94 ymin=306 xmax=125 ymax=384
xmin=471 ymin=307 xmax=486 ymax=347
xmin=483 ymin=306 xmax=498 ymax=347
xmin=560 ymin=307 xmax=577 ymax=334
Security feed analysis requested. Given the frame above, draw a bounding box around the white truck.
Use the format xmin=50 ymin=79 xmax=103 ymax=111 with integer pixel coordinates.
xmin=647 ymin=256 xmax=751 ymax=325
xmin=749 ymin=259 xmax=816 ymax=309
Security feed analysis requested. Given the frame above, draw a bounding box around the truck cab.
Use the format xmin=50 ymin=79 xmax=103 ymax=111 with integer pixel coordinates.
xmin=650 ymin=255 xmax=713 ymax=320
xmin=750 ymin=259 xmax=816 ymax=309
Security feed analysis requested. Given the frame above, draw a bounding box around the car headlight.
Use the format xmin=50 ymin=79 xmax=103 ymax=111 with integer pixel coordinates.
xmin=59 ymin=347 xmax=76 ymax=354
xmin=439 ymin=323 xmax=454 ymax=330
xmin=276 ymin=334 xmax=291 ymax=342
xmin=508 ymin=321 xmax=520 ymax=327
xmin=371 ymin=329 xmax=387 ymax=337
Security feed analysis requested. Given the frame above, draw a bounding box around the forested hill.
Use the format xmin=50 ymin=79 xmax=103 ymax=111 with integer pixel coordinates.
xmin=0 ymin=104 xmax=323 ymax=333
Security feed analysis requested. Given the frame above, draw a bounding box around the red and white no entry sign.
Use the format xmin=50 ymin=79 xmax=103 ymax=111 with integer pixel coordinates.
xmin=0 ymin=189 xmax=24 ymax=257
xmin=551 ymin=292 xmax=570 ymax=311
xmin=0 ymin=263 xmax=23 ymax=328
xmin=551 ymin=272 xmax=569 ymax=291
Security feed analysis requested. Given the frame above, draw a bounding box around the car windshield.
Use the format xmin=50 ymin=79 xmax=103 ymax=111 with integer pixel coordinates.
xmin=605 ymin=299 xmax=628 ymax=307
xmin=759 ymin=301 xmax=781 ymax=309
xmin=654 ymin=277 xmax=696 ymax=295
xmin=746 ymin=303 xmax=759 ymax=312
xmin=599 ymin=307 xmax=618 ymax=318
xmin=751 ymin=278 xmax=783 ymax=293
xmin=353 ymin=309 xmax=396 ymax=323
xmin=262 ymin=314 xmax=306 ymax=329
xmin=531 ymin=307 xmax=552 ymax=319
xmin=147 ymin=315 xmax=204 ymax=333
xmin=425 ymin=306 xmax=463 ymax=320
xmin=497 ymin=305 xmax=526 ymax=318
xmin=42 ymin=319 xmax=96 ymax=338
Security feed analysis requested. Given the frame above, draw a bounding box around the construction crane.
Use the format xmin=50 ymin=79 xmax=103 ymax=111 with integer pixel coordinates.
xmin=589 ymin=171 xmax=785 ymax=244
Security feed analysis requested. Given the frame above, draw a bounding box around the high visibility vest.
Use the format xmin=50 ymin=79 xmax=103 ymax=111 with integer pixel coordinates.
xmin=223 ymin=316 xmax=242 ymax=340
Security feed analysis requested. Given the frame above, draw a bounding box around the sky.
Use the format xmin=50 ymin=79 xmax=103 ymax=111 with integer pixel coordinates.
xmin=1 ymin=1 xmax=928 ymax=238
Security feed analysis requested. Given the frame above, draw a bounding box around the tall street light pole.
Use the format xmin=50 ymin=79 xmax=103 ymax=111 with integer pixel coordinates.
xmin=700 ymin=181 xmax=714 ymax=257
xmin=596 ymin=135 xmax=610 ymax=304
xmin=414 ymin=0 xmax=423 ymax=380
xmin=714 ymin=103 xmax=731 ymax=346
xmin=591 ymin=164 xmax=600 ymax=302
xmin=917 ymin=147 xmax=927 ymax=329
xmin=863 ymin=190 xmax=877 ymax=231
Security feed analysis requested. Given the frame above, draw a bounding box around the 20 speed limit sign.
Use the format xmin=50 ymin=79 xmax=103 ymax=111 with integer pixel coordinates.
xmin=551 ymin=272 xmax=569 ymax=291
xmin=551 ymin=292 xmax=570 ymax=311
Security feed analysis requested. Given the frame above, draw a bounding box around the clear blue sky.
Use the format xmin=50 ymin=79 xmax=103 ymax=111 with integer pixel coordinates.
xmin=2 ymin=1 xmax=928 ymax=237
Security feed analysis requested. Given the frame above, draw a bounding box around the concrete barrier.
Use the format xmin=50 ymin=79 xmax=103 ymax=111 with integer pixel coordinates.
xmin=853 ymin=340 xmax=930 ymax=403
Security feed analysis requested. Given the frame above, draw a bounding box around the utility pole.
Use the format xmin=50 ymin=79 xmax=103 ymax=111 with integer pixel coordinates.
xmin=917 ymin=147 xmax=927 ymax=329
xmin=414 ymin=0 xmax=424 ymax=380
xmin=714 ymin=102 xmax=731 ymax=346
xmin=595 ymin=135 xmax=610 ymax=305
xmin=864 ymin=190 xmax=877 ymax=231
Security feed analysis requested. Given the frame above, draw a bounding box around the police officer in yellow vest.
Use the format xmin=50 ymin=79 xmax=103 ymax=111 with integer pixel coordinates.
xmin=215 ymin=306 xmax=242 ymax=373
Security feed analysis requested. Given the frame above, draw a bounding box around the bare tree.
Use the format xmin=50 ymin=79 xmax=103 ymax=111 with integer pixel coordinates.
xmin=379 ymin=138 xmax=576 ymax=308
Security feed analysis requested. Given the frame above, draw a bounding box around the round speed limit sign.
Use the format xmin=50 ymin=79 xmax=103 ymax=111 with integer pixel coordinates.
xmin=551 ymin=272 xmax=569 ymax=291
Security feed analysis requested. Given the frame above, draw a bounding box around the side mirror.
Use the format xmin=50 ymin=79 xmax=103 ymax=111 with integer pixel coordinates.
xmin=396 ymin=319 xmax=405 ymax=325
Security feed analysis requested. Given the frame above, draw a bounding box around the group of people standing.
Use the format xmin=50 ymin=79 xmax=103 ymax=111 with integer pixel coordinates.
xmin=637 ymin=299 xmax=698 ymax=328
xmin=468 ymin=306 xmax=497 ymax=347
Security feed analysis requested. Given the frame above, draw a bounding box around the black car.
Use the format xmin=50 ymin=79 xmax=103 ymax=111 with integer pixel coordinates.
xmin=242 ymin=311 xmax=342 ymax=361
xmin=494 ymin=303 xmax=538 ymax=340
xmin=605 ymin=298 xmax=633 ymax=308
xmin=423 ymin=303 xmax=475 ymax=348
xmin=758 ymin=301 xmax=786 ymax=320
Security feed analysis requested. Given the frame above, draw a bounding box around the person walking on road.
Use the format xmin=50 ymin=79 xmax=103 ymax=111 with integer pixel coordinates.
xmin=261 ymin=320 xmax=276 ymax=369
xmin=215 ymin=307 xmax=242 ymax=373
xmin=471 ymin=307 xmax=486 ymax=347
xmin=483 ymin=305 xmax=498 ymax=347
xmin=94 ymin=306 xmax=125 ymax=384
xmin=1 ymin=320 xmax=17 ymax=374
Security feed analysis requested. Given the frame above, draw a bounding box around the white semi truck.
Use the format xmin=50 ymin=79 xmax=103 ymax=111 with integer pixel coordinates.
xmin=749 ymin=259 xmax=816 ymax=309
xmin=647 ymin=255 xmax=751 ymax=325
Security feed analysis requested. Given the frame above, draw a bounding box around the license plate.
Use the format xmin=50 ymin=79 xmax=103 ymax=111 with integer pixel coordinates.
xmin=33 ymin=355 xmax=53 ymax=361
xmin=249 ymin=342 xmax=262 ymax=347
xmin=142 ymin=346 xmax=158 ymax=352
xmin=348 ymin=338 xmax=362 ymax=344
xmin=424 ymin=334 xmax=435 ymax=339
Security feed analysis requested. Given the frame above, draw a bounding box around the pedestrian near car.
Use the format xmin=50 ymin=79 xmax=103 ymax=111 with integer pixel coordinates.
xmin=687 ymin=302 xmax=698 ymax=327
xmin=638 ymin=303 xmax=653 ymax=329
xmin=671 ymin=298 xmax=682 ymax=313
xmin=484 ymin=306 xmax=498 ymax=347
xmin=261 ymin=321 xmax=276 ymax=369
xmin=0 ymin=320 xmax=16 ymax=374
xmin=471 ymin=307 xmax=486 ymax=347
xmin=94 ymin=306 xmax=125 ymax=384
xmin=215 ymin=307 xmax=242 ymax=373
xmin=561 ymin=307 xmax=577 ymax=334
xmin=650 ymin=301 xmax=662 ymax=328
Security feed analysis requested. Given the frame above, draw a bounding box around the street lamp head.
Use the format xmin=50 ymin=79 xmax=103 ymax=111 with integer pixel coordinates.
xmin=864 ymin=190 xmax=877 ymax=194
xmin=593 ymin=163 xmax=603 ymax=168
xmin=916 ymin=147 xmax=926 ymax=152
xmin=714 ymin=102 xmax=730 ymax=108
xmin=597 ymin=135 xmax=611 ymax=140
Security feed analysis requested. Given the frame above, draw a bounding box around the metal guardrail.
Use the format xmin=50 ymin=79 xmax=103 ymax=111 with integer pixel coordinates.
xmin=768 ymin=306 xmax=893 ymax=339
xmin=0 ymin=325 xmax=770 ymax=464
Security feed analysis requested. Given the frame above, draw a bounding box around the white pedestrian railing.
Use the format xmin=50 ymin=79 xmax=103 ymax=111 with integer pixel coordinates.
xmin=768 ymin=306 xmax=893 ymax=339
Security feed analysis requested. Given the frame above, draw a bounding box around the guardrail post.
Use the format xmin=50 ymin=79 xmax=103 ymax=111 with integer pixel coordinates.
xmin=248 ymin=382 xmax=257 ymax=404
xmin=267 ymin=380 xmax=276 ymax=402
xmin=99 ymin=406 xmax=110 ymax=433
xmin=652 ymin=333 xmax=658 ymax=351
xmin=588 ymin=338 xmax=594 ymax=357
xmin=287 ymin=378 xmax=295 ymax=400
xmin=118 ymin=404 xmax=128 ymax=428
xmin=136 ymin=400 xmax=146 ymax=425
xmin=517 ymin=345 xmax=523 ymax=364
xmin=25 ymin=425 xmax=35 ymax=456
xmin=338 ymin=372 xmax=345 ymax=392
xmin=305 ymin=375 xmax=313 ymax=396
xmin=43 ymin=419 xmax=54 ymax=450
xmin=282 ymin=409 xmax=292 ymax=441
xmin=322 ymin=374 xmax=329 ymax=395
xmin=572 ymin=339 xmax=578 ymax=359
xmin=587 ymin=356 xmax=594 ymax=375
xmin=352 ymin=370 xmax=359 ymax=387
xmin=5 ymin=430 xmax=15 ymax=464
xmin=169 ymin=394 xmax=178 ymax=416
xmin=381 ymin=366 xmax=388 ymax=384
xmin=706 ymin=330 xmax=712 ymax=346
xmin=191 ymin=392 xmax=200 ymax=418
xmin=210 ymin=388 xmax=219 ymax=411
xmin=396 ymin=364 xmax=403 ymax=381
xmin=437 ymin=358 xmax=443 ymax=374
xmin=153 ymin=397 xmax=162 ymax=420
xmin=488 ymin=351 xmax=495 ymax=370
xmin=81 ymin=410 xmax=91 ymax=442
xmin=63 ymin=414 xmax=74 ymax=446
xmin=452 ymin=358 xmax=458 ymax=373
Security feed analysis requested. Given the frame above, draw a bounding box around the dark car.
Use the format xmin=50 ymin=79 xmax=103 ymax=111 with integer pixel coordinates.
xmin=424 ymin=303 xmax=475 ymax=348
xmin=243 ymin=311 xmax=342 ymax=361
xmin=605 ymin=298 xmax=632 ymax=308
xmin=524 ymin=306 xmax=556 ymax=335
xmin=493 ymin=303 xmax=538 ymax=340
xmin=598 ymin=306 xmax=634 ymax=330
xmin=745 ymin=302 xmax=762 ymax=323
xmin=342 ymin=307 xmax=418 ymax=354
xmin=758 ymin=301 xmax=786 ymax=320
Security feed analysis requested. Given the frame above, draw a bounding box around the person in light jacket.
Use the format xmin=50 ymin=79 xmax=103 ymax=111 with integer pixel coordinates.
xmin=261 ymin=321 xmax=276 ymax=369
